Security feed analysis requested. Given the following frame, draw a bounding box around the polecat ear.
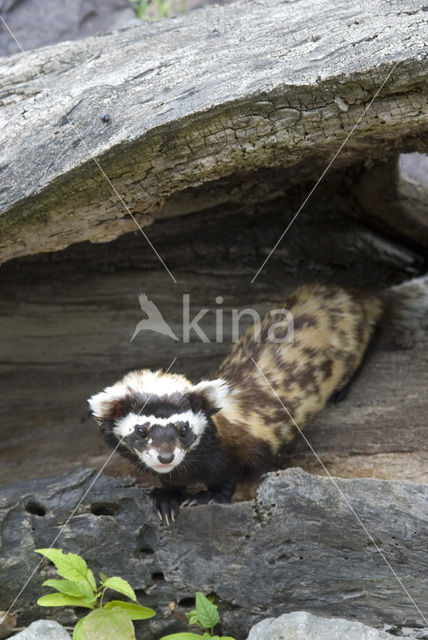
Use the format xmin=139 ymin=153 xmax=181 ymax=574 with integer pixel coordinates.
xmin=190 ymin=378 xmax=230 ymax=415
xmin=87 ymin=388 xmax=123 ymax=423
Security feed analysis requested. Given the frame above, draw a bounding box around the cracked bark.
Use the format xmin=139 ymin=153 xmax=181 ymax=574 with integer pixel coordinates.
xmin=0 ymin=0 xmax=427 ymax=263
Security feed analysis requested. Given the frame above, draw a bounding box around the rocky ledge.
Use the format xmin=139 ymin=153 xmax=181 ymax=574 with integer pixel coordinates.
xmin=1 ymin=468 xmax=428 ymax=638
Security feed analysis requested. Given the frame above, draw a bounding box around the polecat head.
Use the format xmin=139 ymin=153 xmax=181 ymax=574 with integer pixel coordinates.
xmin=88 ymin=369 xmax=229 ymax=474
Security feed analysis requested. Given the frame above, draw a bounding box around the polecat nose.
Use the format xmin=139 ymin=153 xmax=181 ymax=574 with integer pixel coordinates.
xmin=158 ymin=451 xmax=174 ymax=464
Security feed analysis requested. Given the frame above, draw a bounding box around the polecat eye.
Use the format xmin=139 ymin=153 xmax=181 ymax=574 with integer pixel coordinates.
xmin=137 ymin=426 xmax=148 ymax=438
xmin=179 ymin=423 xmax=189 ymax=438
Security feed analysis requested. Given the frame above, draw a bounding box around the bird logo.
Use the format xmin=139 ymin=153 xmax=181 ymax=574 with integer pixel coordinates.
xmin=130 ymin=293 xmax=179 ymax=342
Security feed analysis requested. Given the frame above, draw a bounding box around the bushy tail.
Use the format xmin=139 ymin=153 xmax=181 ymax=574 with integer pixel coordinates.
xmin=381 ymin=274 xmax=428 ymax=338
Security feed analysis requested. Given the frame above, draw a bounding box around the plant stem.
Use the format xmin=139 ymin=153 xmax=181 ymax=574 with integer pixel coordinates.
xmin=99 ymin=586 xmax=108 ymax=608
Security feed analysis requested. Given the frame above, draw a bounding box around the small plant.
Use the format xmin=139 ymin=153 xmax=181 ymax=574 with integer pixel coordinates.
xmin=131 ymin=0 xmax=174 ymax=20
xmin=160 ymin=592 xmax=236 ymax=640
xmin=35 ymin=548 xmax=155 ymax=640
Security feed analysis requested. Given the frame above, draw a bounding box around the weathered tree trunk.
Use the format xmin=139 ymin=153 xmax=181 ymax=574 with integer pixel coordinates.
xmin=0 ymin=0 xmax=427 ymax=263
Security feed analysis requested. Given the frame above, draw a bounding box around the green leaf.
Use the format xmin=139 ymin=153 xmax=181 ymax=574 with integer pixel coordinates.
xmin=101 ymin=577 xmax=137 ymax=602
xmin=187 ymin=611 xmax=199 ymax=625
xmin=73 ymin=617 xmax=85 ymax=640
xmin=195 ymin=593 xmax=219 ymax=630
xmin=99 ymin=572 xmax=109 ymax=583
xmin=80 ymin=607 xmax=135 ymax=640
xmin=103 ymin=601 xmax=155 ymax=620
xmin=86 ymin=568 xmax=97 ymax=592
xmin=158 ymin=0 xmax=172 ymax=17
xmin=159 ymin=634 xmax=204 ymax=640
xmin=37 ymin=593 xmax=95 ymax=609
xmin=35 ymin=549 xmax=92 ymax=586
xmin=42 ymin=579 xmax=95 ymax=600
xmin=135 ymin=0 xmax=151 ymax=18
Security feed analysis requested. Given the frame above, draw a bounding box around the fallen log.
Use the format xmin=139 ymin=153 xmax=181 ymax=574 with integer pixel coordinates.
xmin=0 ymin=0 xmax=427 ymax=263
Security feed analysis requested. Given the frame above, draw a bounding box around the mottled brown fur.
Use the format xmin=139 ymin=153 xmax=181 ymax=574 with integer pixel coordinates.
xmin=214 ymin=283 xmax=384 ymax=464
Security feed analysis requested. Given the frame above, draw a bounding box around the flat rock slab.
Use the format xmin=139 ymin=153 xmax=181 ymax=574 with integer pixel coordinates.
xmin=247 ymin=611 xmax=405 ymax=640
xmin=1 ymin=468 xmax=428 ymax=638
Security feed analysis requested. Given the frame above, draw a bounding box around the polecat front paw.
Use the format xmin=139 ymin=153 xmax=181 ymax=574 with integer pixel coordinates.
xmin=151 ymin=487 xmax=187 ymax=525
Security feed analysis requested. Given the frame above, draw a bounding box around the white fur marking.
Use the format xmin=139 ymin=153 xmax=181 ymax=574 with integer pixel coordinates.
xmin=193 ymin=378 xmax=229 ymax=408
xmin=134 ymin=445 xmax=187 ymax=473
xmin=88 ymin=370 xmax=195 ymax=420
xmin=121 ymin=370 xmax=192 ymax=397
xmin=88 ymin=385 xmax=127 ymax=420
xmin=113 ymin=413 xmax=139 ymax=437
xmin=113 ymin=410 xmax=207 ymax=439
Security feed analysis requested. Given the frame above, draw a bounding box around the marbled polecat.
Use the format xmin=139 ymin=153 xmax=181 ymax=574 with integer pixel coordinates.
xmin=88 ymin=278 xmax=427 ymax=523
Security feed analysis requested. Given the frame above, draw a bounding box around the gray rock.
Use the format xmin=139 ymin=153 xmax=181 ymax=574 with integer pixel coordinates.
xmin=247 ymin=612 xmax=403 ymax=640
xmin=1 ymin=468 xmax=428 ymax=639
xmin=0 ymin=0 xmax=137 ymax=57
xmin=186 ymin=0 xmax=236 ymax=9
xmin=0 ymin=0 xmax=237 ymax=59
xmin=398 ymin=628 xmax=428 ymax=639
xmin=399 ymin=153 xmax=428 ymax=189
xmin=11 ymin=620 xmax=70 ymax=639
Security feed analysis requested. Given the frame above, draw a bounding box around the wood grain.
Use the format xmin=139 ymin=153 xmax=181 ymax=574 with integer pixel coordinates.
xmin=0 ymin=0 xmax=427 ymax=262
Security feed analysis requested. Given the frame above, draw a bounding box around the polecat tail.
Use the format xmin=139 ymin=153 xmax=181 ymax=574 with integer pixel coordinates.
xmin=381 ymin=274 xmax=428 ymax=337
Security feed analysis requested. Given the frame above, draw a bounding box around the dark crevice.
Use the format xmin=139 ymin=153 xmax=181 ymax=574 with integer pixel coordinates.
xmin=178 ymin=596 xmax=195 ymax=607
xmin=90 ymin=502 xmax=118 ymax=516
xmin=139 ymin=546 xmax=154 ymax=556
xmin=25 ymin=501 xmax=46 ymax=516
xmin=151 ymin=571 xmax=164 ymax=582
